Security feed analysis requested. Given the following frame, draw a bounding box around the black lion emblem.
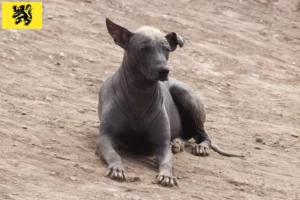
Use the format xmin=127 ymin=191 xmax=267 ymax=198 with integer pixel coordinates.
xmin=12 ymin=4 xmax=32 ymax=26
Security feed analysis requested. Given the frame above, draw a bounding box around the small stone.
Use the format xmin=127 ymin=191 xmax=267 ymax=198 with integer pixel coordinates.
xmin=255 ymin=137 xmax=264 ymax=143
xmin=86 ymin=82 xmax=94 ymax=86
xmin=71 ymin=60 xmax=79 ymax=66
xmin=292 ymin=62 xmax=296 ymax=66
xmin=55 ymin=61 xmax=61 ymax=66
xmin=133 ymin=177 xmax=141 ymax=182
xmin=226 ymin=83 xmax=231 ymax=86
xmin=48 ymin=15 xmax=53 ymax=19
xmin=21 ymin=112 xmax=26 ymax=115
xmin=254 ymin=146 xmax=262 ymax=150
xmin=22 ymin=126 xmax=28 ymax=130
xmin=81 ymin=165 xmax=94 ymax=173
xmin=291 ymin=133 xmax=299 ymax=138
xmin=70 ymin=176 xmax=77 ymax=181
xmin=274 ymin=141 xmax=280 ymax=145
xmin=251 ymin=73 xmax=260 ymax=78
xmin=50 ymin=171 xmax=57 ymax=175
xmin=77 ymin=109 xmax=85 ymax=113
xmin=44 ymin=96 xmax=52 ymax=102
xmin=59 ymin=52 xmax=65 ymax=57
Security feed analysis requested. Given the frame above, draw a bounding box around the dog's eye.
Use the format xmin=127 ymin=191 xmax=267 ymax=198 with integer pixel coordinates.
xmin=140 ymin=45 xmax=150 ymax=51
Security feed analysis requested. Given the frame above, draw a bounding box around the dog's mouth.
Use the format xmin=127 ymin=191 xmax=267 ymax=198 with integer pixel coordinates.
xmin=157 ymin=74 xmax=169 ymax=81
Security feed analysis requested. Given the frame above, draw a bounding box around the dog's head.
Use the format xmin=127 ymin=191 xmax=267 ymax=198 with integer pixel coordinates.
xmin=106 ymin=18 xmax=184 ymax=81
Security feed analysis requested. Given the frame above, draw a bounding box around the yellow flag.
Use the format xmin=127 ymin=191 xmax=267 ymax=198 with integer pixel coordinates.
xmin=2 ymin=2 xmax=43 ymax=29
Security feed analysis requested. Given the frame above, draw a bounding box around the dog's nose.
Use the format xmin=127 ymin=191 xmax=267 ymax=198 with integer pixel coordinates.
xmin=159 ymin=68 xmax=170 ymax=76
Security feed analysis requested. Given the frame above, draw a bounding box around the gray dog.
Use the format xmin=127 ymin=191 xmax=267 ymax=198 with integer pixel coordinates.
xmin=96 ymin=18 xmax=243 ymax=187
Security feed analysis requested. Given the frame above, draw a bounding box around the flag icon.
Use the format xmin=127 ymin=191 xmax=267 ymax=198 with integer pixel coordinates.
xmin=2 ymin=2 xmax=43 ymax=29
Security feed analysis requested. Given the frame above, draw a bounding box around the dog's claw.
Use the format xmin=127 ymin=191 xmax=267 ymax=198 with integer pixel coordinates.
xmin=192 ymin=142 xmax=210 ymax=157
xmin=106 ymin=164 xmax=126 ymax=181
xmin=156 ymin=173 xmax=178 ymax=187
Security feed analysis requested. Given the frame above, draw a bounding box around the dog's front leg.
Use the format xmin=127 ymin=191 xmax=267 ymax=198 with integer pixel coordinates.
xmin=96 ymin=133 xmax=126 ymax=181
xmin=96 ymin=109 xmax=127 ymax=181
xmin=148 ymin=112 xmax=178 ymax=187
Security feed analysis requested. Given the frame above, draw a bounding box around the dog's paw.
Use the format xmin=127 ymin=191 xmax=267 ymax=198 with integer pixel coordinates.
xmin=192 ymin=141 xmax=210 ymax=157
xmin=171 ymin=138 xmax=185 ymax=154
xmin=156 ymin=171 xmax=178 ymax=187
xmin=106 ymin=163 xmax=127 ymax=181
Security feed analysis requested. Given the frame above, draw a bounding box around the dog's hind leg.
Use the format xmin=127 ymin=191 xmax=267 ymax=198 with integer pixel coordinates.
xmin=166 ymin=78 xmax=211 ymax=157
xmin=166 ymin=78 xmax=244 ymax=157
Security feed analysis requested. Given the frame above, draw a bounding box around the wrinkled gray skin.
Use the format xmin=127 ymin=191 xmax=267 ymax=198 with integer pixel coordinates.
xmin=96 ymin=18 xmax=242 ymax=187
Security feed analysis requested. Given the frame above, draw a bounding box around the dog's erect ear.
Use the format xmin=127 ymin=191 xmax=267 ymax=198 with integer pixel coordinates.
xmin=106 ymin=18 xmax=133 ymax=49
xmin=165 ymin=32 xmax=184 ymax=52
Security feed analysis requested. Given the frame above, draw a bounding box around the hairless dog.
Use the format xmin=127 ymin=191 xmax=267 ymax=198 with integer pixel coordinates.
xmin=96 ymin=18 xmax=244 ymax=187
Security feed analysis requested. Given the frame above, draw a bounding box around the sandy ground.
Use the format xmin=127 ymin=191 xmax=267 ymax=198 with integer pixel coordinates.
xmin=1 ymin=0 xmax=300 ymax=199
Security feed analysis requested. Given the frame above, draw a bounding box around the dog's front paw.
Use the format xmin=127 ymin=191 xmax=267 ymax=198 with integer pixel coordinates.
xmin=106 ymin=163 xmax=127 ymax=181
xmin=156 ymin=170 xmax=178 ymax=187
xmin=192 ymin=141 xmax=210 ymax=157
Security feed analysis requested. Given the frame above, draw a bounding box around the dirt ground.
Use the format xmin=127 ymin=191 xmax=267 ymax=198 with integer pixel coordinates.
xmin=1 ymin=0 xmax=300 ymax=199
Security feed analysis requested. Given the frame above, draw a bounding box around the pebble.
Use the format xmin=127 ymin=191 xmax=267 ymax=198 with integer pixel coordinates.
xmin=70 ymin=176 xmax=77 ymax=181
xmin=50 ymin=171 xmax=57 ymax=175
xmin=71 ymin=60 xmax=79 ymax=66
xmin=274 ymin=140 xmax=280 ymax=145
xmin=81 ymin=165 xmax=94 ymax=173
xmin=48 ymin=15 xmax=53 ymax=19
xmin=58 ymin=124 xmax=64 ymax=129
xmin=77 ymin=109 xmax=85 ymax=113
xmin=291 ymin=133 xmax=299 ymax=138
xmin=251 ymin=73 xmax=260 ymax=78
xmin=59 ymin=52 xmax=66 ymax=57
xmin=86 ymin=82 xmax=94 ymax=86
xmin=55 ymin=61 xmax=61 ymax=66
xmin=44 ymin=96 xmax=53 ymax=102
xmin=255 ymin=137 xmax=264 ymax=143
xmin=22 ymin=126 xmax=28 ymax=130
xmin=254 ymin=146 xmax=262 ymax=150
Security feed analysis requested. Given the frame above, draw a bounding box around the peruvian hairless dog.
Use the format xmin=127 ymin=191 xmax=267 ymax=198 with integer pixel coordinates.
xmin=96 ymin=18 xmax=244 ymax=187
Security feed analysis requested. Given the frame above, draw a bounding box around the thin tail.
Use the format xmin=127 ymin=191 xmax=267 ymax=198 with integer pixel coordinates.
xmin=211 ymin=144 xmax=244 ymax=157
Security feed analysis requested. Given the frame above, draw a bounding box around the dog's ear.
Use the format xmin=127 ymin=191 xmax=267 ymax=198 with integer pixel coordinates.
xmin=165 ymin=32 xmax=184 ymax=52
xmin=106 ymin=18 xmax=133 ymax=49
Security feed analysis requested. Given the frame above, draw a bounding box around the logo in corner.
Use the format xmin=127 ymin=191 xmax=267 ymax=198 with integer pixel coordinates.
xmin=12 ymin=4 xmax=33 ymax=26
xmin=2 ymin=2 xmax=42 ymax=29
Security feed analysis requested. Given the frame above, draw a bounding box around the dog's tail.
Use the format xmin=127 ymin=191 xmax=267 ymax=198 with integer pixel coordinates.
xmin=211 ymin=143 xmax=244 ymax=157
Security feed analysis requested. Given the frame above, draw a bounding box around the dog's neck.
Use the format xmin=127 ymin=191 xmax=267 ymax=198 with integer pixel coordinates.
xmin=113 ymin=52 xmax=162 ymax=120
